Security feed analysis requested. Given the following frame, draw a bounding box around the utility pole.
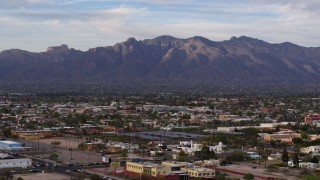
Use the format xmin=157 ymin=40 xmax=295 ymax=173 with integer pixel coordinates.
xmin=88 ymin=151 xmax=91 ymax=165
xmin=69 ymin=148 xmax=73 ymax=160
xmin=37 ymin=130 xmax=40 ymax=150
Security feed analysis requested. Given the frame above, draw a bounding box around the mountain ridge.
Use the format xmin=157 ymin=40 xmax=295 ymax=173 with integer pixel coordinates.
xmin=0 ymin=35 xmax=320 ymax=85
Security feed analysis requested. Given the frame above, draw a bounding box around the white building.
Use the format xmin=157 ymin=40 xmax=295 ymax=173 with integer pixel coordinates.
xmin=0 ymin=158 xmax=32 ymax=169
xmin=208 ymin=142 xmax=226 ymax=153
xmin=175 ymin=140 xmax=202 ymax=154
xmin=300 ymin=146 xmax=320 ymax=154
xmin=246 ymin=152 xmax=261 ymax=160
xmin=0 ymin=141 xmax=24 ymax=151
xmin=106 ymin=141 xmax=139 ymax=152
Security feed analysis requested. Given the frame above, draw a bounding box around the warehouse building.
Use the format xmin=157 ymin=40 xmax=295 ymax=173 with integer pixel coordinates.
xmin=0 ymin=141 xmax=24 ymax=151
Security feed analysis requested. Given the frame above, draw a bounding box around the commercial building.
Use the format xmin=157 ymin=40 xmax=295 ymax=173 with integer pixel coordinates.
xmin=125 ymin=161 xmax=189 ymax=179
xmin=305 ymin=114 xmax=320 ymax=124
xmin=0 ymin=141 xmax=24 ymax=151
xmin=0 ymin=158 xmax=32 ymax=169
xmin=12 ymin=129 xmax=56 ymax=140
xmin=182 ymin=166 xmax=215 ymax=179
xmin=0 ymin=159 xmax=32 ymax=169
xmin=263 ymin=130 xmax=300 ymax=144
xmin=300 ymin=146 xmax=320 ymax=154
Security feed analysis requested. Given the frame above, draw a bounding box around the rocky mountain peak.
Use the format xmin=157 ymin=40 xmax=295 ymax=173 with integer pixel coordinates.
xmin=47 ymin=44 xmax=70 ymax=53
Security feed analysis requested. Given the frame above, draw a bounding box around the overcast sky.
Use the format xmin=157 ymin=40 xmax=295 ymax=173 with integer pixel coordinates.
xmin=1 ymin=0 xmax=319 ymax=52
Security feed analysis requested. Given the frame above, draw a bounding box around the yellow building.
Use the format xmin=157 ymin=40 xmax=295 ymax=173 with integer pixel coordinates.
xmin=182 ymin=166 xmax=215 ymax=179
xmin=12 ymin=130 xmax=55 ymax=140
xmin=126 ymin=161 xmax=189 ymax=178
xmin=126 ymin=161 xmax=171 ymax=177
xmin=126 ymin=161 xmax=145 ymax=174
xmin=263 ymin=132 xmax=300 ymax=144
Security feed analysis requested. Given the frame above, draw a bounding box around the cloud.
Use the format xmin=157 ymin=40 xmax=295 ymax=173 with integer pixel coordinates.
xmin=0 ymin=0 xmax=319 ymax=52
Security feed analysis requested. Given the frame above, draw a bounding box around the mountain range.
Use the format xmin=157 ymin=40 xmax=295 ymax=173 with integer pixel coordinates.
xmin=0 ymin=35 xmax=320 ymax=85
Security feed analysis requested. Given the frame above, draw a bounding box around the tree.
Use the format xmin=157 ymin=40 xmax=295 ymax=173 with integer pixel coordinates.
xmin=178 ymin=150 xmax=187 ymax=162
xmin=70 ymin=172 xmax=86 ymax=180
xmin=78 ymin=143 xmax=87 ymax=150
xmin=293 ymin=151 xmax=299 ymax=167
xmin=310 ymin=156 xmax=319 ymax=163
xmin=2 ymin=170 xmax=13 ymax=180
xmin=292 ymin=137 xmax=303 ymax=145
xmin=199 ymin=145 xmax=215 ymax=160
xmin=3 ymin=129 xmax=11 ymax=138
xmin=243 ymin=173 xmax=254 ymax=180
xmin=49 ymin=152 xmax=59 ymax=162
xmin=51 ymin=141 xmax=61 ymax=148
xmin=282 ymin=147 xmax=289 ymax=164
xmin=226 ymin=151 xmax=246 ymax=162
xmin=120 ymin=149 xmax=128 ymax=160
xmin=89 ymin=174 xmax=103 ymax=180
xmin=301 ymin=132 xmax=308 ymax=139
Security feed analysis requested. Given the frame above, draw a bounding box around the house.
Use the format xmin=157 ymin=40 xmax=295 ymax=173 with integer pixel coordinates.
xmin=208 ymin=142 xmax=226 ymax=153
xmin=305 ymin=114 xmax=320 ymax=124
xmin=300 ymin=146 xmax=320 ymax=154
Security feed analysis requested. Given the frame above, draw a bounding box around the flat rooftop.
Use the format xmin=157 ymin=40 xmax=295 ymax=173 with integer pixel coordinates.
xmin=0 ymin=141 xmax=21 ymax=145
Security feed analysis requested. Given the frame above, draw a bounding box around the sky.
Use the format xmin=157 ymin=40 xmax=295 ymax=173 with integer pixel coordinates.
xmin=0 ymin=0 xmax=319 ymax=52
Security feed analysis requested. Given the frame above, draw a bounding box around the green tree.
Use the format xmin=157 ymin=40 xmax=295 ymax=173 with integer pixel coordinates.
xmin=70 ymin=172 xmax=86 ymax=180
xmin=282 ymin=147 xmax=289 ymax=164
xmin=3 ymin=129 xmax=11 ymax=138
xmin=310 ymin=156 xmax=319 ymax=163
xmin=199 ymin=145 xmax=215 ymax=160
xmin=51 ymin=141 xmax=61 ymax=148
xmin=78 ymin=143 xmax=87 ymax=150
xmin=292 ymin=137 xmax=303 ymax=145
xmin=304 ymin=175 xmax=320 ymax=180
xmin=243 ymin=173 xmax=254 ymax=180
xmin=89 ymin=174 xmax=103 ymax=180
xmin=178 ymin=150 xmax=187 ymax=162
xmin=226 ymin=151 xmax=246 ymax=162
xmin=293 ymin=152 xmax=299 ymax=167
xmin=216 ymin=175 xmax=226 ymax=180
xmin=301 ymin=132 xmax=308 ymax=139
xmin=49 ymin=152 xmax=59 ymax=162
xmin=2 ymin=170 xmax=13 ymax=180
xmin=120 ymin=149 xmax=128 ymax=160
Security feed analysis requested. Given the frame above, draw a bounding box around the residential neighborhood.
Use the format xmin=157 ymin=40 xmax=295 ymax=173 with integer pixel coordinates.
xmin=1 ymin=93 xmax=320 ymax=179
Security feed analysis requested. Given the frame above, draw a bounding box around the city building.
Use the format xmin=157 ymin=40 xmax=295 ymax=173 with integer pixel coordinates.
xmin=125 ymin=161 xmax=188 ymax=179
xmin=300 ymin=146 xmax=320 ymax=154
xmin=263 ymin=130 xmax=300 ymax=144
xmin=0 ymin=158 xmax=32 ymax=169
xmin=0 ymin=141 xmax=24 ymax=151
xmin=208 ymin=142 xmax=226 ymax=153
xmin=304 ymin=114 xmax=320 ymax=124
xmin=182 ymin=166 xmax=215 ymax=179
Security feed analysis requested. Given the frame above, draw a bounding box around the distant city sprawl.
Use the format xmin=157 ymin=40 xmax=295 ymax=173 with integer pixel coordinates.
xmin=1 ymin=93 xmax=320 ymax=179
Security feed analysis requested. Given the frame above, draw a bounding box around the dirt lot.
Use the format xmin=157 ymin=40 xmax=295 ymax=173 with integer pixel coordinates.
xmin=31 ymin=137 xmax=84 ymax=149
xmin=19 ymin=138 xmax=104 ymax=164
xmin=14 ymin=173 xmax=70 ymax=180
